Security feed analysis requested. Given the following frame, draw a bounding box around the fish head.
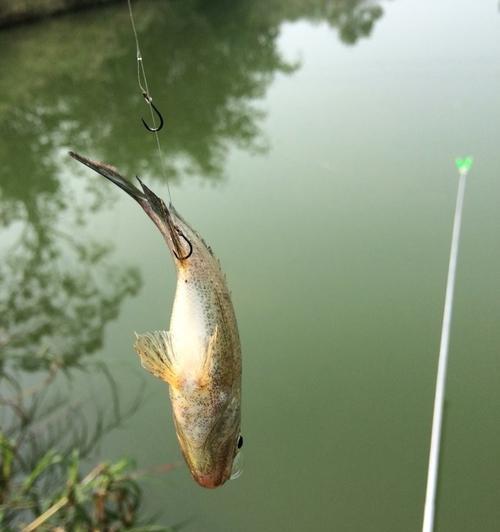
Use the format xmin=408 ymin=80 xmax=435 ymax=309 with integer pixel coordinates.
xmin=172 ymin=389 xmax=242 ymax=489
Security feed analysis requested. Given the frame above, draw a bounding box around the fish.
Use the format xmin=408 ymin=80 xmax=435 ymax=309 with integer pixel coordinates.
xmin=69 ymin=151 xmax=242 ymax=489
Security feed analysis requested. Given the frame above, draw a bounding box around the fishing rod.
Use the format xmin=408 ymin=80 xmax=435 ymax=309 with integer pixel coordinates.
xmin=421 ymin=157 xmax=473 ymax=532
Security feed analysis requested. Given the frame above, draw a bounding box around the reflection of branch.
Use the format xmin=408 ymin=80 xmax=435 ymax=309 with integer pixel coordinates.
xmin=18 ymin=361 xmax=60 ymax=398
xmin=0 ymin=212 xmax=141 ymax=373
xmin=0 ymin=394 xmax=27 ymax=422
xmin=132 ymin=461 xmax=179 ymax=479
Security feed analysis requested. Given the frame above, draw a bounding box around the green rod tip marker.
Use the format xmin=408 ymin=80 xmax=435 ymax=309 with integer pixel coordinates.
xmin=455 ymin=156 xmax=473 ymax=174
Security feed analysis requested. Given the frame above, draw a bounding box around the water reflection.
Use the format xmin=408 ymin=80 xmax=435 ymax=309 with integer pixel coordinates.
xmin=301 ymin=0 xmax=384 ymax=44
xmin=0 ymin=0 xmax=385 ymax=187
xmin=0 ymin=1 xmax=389 ymax=528
xmin=0 ymin=0 xmax=385 ymax=368
xmin=0 ymin=192 xmax=141 ymax=372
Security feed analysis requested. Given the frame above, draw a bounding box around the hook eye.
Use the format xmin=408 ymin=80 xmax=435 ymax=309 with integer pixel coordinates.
xmin=141 ymin=91 xmax=164 ymax=132
xmin=172 ymin=230 xmax=193 ymax=261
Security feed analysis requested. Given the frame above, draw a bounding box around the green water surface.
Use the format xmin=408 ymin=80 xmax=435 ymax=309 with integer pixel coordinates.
xmin=1 ymin=0 xmax=500 ymax=530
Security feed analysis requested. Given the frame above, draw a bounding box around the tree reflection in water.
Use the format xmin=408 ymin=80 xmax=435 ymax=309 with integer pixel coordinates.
xmin=0 ymin=0 xmax=386 ymax=187
xmin=0 ymin=0 xmax=386 ymax=370
xmin=0 ymin=112 xmax=140 ymax=371
xmin=0 ymin=0 xmax=386 ymax=527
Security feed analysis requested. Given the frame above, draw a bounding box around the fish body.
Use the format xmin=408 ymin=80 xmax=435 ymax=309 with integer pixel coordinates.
xmin=69 ymin=152 xmax=242 ymax=488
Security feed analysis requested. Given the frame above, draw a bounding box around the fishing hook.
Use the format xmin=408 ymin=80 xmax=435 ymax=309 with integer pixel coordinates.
xmin=141 ymin=91 xmax=164 ymax=132
xmin=173 ymin=230 xmax=193 ymax=261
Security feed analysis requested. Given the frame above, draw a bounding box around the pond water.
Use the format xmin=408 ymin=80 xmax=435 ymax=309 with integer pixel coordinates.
xmin=1 ymin=0 xmax=500 ymax=530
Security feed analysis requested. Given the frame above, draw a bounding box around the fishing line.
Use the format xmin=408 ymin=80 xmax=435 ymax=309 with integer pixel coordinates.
xmin=421 ymin=157 xmax=473 ymax=532
xmin=127 ymin=0 xmax=172 ymax=204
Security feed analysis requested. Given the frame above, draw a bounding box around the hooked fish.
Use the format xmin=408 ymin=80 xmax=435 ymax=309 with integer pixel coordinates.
xmin=69 ymin=151 xmax=242 ymax=488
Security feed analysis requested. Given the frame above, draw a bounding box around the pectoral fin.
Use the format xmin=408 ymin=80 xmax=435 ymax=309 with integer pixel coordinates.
xmin=134 ymin=331 xmax=178 ymax=387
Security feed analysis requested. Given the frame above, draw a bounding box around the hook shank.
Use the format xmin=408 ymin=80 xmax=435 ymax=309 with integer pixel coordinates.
xmin=141 ymin=91 xmax=164 ymax=133
xmin=172 ymin=230 xmax=193 ymax=261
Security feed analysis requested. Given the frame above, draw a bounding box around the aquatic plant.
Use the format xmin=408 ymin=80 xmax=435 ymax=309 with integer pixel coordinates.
xmin=0 ymin=356 xmax=175 ymax=531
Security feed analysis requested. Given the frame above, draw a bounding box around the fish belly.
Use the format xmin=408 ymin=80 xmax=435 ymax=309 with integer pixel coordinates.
xmin=169 ymin=278 xmax=210 ymax=378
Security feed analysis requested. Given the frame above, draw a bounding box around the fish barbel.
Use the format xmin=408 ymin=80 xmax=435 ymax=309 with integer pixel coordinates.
xmin=69 ymin=151 xmax=242 ymax=489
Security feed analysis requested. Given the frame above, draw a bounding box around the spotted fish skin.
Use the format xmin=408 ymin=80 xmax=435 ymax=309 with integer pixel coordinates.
xmin=69 ymin=151 xmax=242 ymax=488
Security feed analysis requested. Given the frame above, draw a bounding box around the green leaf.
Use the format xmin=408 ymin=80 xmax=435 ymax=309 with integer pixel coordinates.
xmin=109 ymin=457 xmax=134 ymax=477
xmin=21 ymin=450 xmax=61 ymax=493
xmin=67 ymin=449 xmax=80 ymax=486
xmin=0 ymin=434 xmax=14 ymax=482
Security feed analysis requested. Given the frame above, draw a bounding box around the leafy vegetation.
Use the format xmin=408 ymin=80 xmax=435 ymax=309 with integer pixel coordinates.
xmin=0 ymin=356 xmax=175 ymax=531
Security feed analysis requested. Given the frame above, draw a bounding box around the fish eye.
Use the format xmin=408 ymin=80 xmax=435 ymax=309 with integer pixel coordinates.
xmin=237 ymin=435 xmax=243 ymax=449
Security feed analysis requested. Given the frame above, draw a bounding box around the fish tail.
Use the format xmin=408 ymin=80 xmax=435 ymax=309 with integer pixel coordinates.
xmin=69 ymin=151 xmax=189 ymax=261
xmin=134 ymin=177 xmax=189 ymax=261
xmin=69 ymin=151 xmax=145 ymax=204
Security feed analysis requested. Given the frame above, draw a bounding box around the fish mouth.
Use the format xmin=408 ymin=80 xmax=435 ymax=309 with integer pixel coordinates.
xmin=176 ymin=431 xmax=234 ymax=489
xmin=172 ymin=395 xmax=241 ymax=489
xmin=192 ymin=470 xmax=228 ymax=489
xmin=184 ymin=444 xmax=233 ymax=489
